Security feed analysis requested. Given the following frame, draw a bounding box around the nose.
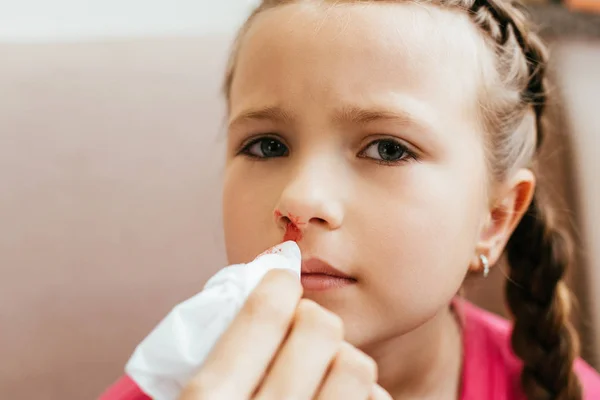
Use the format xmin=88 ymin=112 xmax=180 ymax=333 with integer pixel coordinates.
xmin=274 ymin=163 xmax=345 ymax=237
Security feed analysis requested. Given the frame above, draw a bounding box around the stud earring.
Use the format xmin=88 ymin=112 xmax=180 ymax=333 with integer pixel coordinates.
xmin=479 ymin=254 xmax=490 ymax=278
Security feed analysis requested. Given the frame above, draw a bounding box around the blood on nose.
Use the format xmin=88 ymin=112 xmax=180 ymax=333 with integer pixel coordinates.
xmin=275 ymin=210 xmax=304 ymax=242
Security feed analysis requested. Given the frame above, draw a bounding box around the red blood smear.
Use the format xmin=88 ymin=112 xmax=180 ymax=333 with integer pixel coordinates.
xmin=275 ymin=210 xmax=304 ymax=242
xmin=284 ymin=223 xmax=303 ymax=242
xmin=288 ymin=213 xmax=305 ymax=227
xmin=255 ymin=246 xmax=283 ymax=259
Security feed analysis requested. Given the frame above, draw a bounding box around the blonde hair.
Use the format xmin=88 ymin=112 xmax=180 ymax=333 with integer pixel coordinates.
xmin=223 ymin=1 xmax=582 ymax=398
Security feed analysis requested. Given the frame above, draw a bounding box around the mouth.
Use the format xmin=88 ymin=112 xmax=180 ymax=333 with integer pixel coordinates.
xmin=301 ymin=258 xmax=356 ymax=291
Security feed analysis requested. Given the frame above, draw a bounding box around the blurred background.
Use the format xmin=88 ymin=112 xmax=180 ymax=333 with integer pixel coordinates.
xmin=0 ymin=1 xmax=598 ymax=399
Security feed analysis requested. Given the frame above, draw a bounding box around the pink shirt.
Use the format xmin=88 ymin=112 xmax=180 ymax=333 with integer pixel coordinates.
xmin=456 ymin=299 xmax=600 ymax=399
xmin=99 ymin=300 xmax=600 ymax=400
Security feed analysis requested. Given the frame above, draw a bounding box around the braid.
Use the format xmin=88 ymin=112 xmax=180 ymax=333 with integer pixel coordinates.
xmin=464 ymin=0 xmax=582 ymax=398
xmin=468 ymin=0 xmax=549 ymax=148
xmin=506 ymin=193 xmax=582 ymax=399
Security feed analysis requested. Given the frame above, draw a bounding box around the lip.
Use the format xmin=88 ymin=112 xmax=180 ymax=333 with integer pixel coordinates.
xmin=301 ymin=258 xmax=356 ymax=291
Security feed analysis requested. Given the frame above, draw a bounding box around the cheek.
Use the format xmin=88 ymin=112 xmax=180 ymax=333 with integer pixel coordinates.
xmin=222 ymin=163 xmax=282 ymax=264
xmin=354 ymin=161 xmax=487 ymax=331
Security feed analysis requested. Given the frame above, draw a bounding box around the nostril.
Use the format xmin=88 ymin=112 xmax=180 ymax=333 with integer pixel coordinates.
xmin=275 ymin=210 xmax=292 ymax=224
xmin=274 ymin=210 xmax=305 ymax=242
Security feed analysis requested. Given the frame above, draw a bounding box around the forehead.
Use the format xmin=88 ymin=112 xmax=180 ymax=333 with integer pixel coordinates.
xmin=230 ymin=2 xmax=490 ymax=127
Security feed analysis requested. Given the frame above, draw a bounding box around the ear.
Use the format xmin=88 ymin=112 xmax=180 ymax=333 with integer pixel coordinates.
xmin=469 ymin=168 xmax=536 ymax=273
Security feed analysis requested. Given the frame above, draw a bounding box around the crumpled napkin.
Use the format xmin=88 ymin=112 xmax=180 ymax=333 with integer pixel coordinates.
xmin=124 ymin=241 xmax=301 ymax=400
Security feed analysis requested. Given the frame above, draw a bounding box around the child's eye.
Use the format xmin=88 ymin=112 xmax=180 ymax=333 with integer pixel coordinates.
xmin=240 ymin=137 xmax=289 ymax=159
xmin=359 ymin=139 xmax=415 ymax=164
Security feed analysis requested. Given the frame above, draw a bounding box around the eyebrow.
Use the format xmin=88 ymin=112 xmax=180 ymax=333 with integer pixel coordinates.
xmin=228 ymin=103 xmax=435 ymax=136
xmin=332 ymin=105 xmax=419 ymax=126
xmin=228 ymin=106 xmax=295 ymax=130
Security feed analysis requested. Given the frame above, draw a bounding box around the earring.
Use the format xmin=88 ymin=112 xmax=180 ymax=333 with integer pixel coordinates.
xmin=479 ymin=254 xmax=490 ymax=278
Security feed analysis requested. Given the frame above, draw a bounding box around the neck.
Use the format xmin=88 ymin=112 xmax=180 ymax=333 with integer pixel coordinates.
xmin=361 ymin=305 xmax=463 ymax=399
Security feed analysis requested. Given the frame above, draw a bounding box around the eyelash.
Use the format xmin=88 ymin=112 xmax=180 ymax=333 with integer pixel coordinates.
xmin=238 ymin=135 xmax=419 ymax=165
xmin=238 ymin=135 xmax=289 ymax=160
xmin=358 ymin=139 xmax=418 ymax=165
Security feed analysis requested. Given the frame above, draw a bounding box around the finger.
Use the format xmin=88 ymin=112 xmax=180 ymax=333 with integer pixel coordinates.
xmin=254 ymin=299 xmax=344 ymax=400
xmin=315 ymin=342 xmax=378 ymax=400
xmin=184 ymin=269 xmax=302 ymax=399
xmin=369 ymin=384 xmax=393 ymax=400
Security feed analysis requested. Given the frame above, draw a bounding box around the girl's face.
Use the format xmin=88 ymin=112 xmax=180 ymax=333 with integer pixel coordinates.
xmin=223 ymin=3 xmax=493 ymax=346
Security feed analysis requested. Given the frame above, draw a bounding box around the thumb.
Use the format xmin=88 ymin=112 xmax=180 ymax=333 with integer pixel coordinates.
xmin=369 ymin=384 xmax=393 ymax=400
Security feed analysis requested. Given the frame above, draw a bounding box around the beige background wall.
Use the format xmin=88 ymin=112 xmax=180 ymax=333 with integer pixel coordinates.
xmin=0 ymin=37 xmax=231 ymax=400
xmin=0 ymin=36 xmax=598 ymax=400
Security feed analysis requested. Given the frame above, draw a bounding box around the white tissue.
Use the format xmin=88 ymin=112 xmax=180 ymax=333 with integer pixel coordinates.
xmin=125 ymin=241 xmax=301 ymax=400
